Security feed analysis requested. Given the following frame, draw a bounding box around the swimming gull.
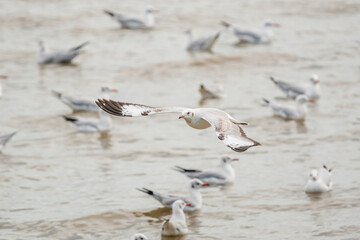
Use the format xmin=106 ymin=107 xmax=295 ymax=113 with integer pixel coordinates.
xmin=221 ymin=19 xmax=278 ymax=44
xmin=137 ymin=179 xmax=208 ymax=212
xmin=161 ymin=200 xmax=190 ymax=236
xmin=174 ymin=156 xmax=238 ymax=185
xmin=38 ymin=41 xmax=89 ymax=64
xmin=62 ymin=110 xmax=112 ymax=133
xmin=263 ymin=95 xmax=308 ymax=120
xmin=305 ymin=165 xmax=333 ymax=193
xmin=104 ymin=7 xmax=157 ymax=30
xmin=0 ymin=132 xmax=16 ymax=152
xmin=270 ymin=74 xmax=320 ymax=101
xmin=186 ymin=29 xmax=221 ymax=52
xmin=52 ymin=86 xmax=117 ymax=112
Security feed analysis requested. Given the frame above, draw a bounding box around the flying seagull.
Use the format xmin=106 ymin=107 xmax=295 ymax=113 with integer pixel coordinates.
xmin=95 ymin=99 xmax=260 ymax=152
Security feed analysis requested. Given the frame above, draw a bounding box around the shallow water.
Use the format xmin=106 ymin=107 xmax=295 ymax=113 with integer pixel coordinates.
xmin=1 ymin=0 xmax=360 ymax=239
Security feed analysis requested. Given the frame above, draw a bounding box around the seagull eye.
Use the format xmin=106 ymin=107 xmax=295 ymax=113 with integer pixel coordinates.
xmin=187 ymin=112 xmax=190 ymax=115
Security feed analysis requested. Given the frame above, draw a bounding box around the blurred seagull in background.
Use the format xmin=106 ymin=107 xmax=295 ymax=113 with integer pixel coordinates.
xmin=0 ymin=74 xmax=8 ymax=98
xmin=263 ymin=95 xmax=308 ymax=120
xmin=104 ymin=7 xmax=158 ymax=30
xmin=95 ymin=99 xmax=260 ymax=152
xmin=131 ymin=233 xmax=150 ymax=240
xmin=221 ymin=19 xmax=279 ymax=44
xmin=38 ymin=41 xmax=89 ymax=64
xmin=305 ymin=165 xmax=333 ymax=193
xmin=161 ymin=200 xmax=189 ymax=236
xmin=186 ymin=29 xmax=221 ymax=52
xmin=270 ymin=74 xmax=321 ymax=101
xmin=52 ymin=86 xmax=117 ymax=112
xmin=174 ymin=156 xmax=238 ymax=185
xmin=62 ymin=110 xmax=112 ymax=133
xmin=0 ymin=132 xmax=16 ymax=152
xmin=199 ymin=82 xmax=224 ymax=100
xmin=137 ymin=179 xmax=209 ymax=212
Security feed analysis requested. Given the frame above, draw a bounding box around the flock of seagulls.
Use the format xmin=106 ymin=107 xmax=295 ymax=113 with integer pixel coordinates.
xmin=0 ymin=5 xmax=332 ymax=240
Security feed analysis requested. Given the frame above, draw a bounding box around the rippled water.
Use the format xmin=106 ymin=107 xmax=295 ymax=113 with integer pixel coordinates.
xmin=1 ymin=0 xmax=360 ymax=239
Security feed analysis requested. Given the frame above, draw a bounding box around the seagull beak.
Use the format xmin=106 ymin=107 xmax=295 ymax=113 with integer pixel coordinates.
xmin=178 ymin=115 xmax=184 ymax=119
xmin=202 ymin=183 xmax=209 ymax=186
xmin=185 ymin=203 xmax=191 ymax=206
xmin=312 ymin=176 xmax=317 ymax=181
xmin=308 ymin=98 xmax=315 ymax=102
xmin=0 ymin=75 xmax=8 ymax=79
xmin=273 ymin=23 xmax=280 ymax=27
xmin=110 ymin=89 xmax=118 ymax=92
xmin=232 ymin=158 xmax=239 ymax=162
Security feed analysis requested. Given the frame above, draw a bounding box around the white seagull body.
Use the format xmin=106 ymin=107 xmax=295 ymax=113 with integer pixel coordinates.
xmin=38 ymin=41 xmax=89 ymax=64
xmin=270 ymin=74 xmax=321 ymax=101
xmin=0 ymin=132 xmax=16 ymax=152
xmin=137 ymin=179 xmax=209 ymax=212
xmin=305 ymin=165 xmax=333 ymax=193
xmin=186 ymin=29 xmax=221 ymax=52
xmin=95 ymin=99 xmax=260 ymax=152
xmin=161 ymin=200 xmax=189 ymax=236
xmin=52 ymin=87 xmax=117 ymax=112
xmin=174 ymin=156 xmax=237 ymax=185
xmin=221 ymin=20 xmax=277 ymax=44
xmin=263 ymin=95 xmax=308 ymax=120
xmin=104 ymin=7 xmax=156 ymax=30
xmin=63 ymin=110 xmax=112 ymax=133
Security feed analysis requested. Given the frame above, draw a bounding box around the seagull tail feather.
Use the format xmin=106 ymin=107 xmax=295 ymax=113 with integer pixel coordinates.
xmin=136 ymin=187 xmax=154 ymax=196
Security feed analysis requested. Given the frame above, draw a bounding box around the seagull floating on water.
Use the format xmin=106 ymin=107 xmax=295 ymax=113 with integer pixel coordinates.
xmin=305 ymin=165 xmax=333 ymax=193
xmin=199 ymin=83 xmax=224 ymax=100
xmin=0 ymin=132 xmax=16 ymax=152
xmin=0 ymin=75 xmax=7 ymax=98
xmin=263 ymin=95 xmax=308 ymax=120
xmin=137 ymin=179 xmax=209 ymax=212
xmin=270 ymin=74 xmax=321 ymax=101
xmin=63 ymin=110 xmax=112 ymax=133
xmin=95 ymin=99 xmax=260 ymax=152
xmin=186 ymin=29 xmax=221 ymax=52
xmin=38 ymin=41 xmax=89 ymax=64
xmin=221 ymin=19 xmax=278 ymax=44
xmin=104 ymin=7 xmax=157 ymax=30
xmin=131 ymin=233 xmax=150 ymax=240
xmin=174 ymin=156 xmax=238 ymax=185
xmin=52 ymin=86 xmax=117 ymax=112
xmin=161 ymin=200 xmax=190 ymax=236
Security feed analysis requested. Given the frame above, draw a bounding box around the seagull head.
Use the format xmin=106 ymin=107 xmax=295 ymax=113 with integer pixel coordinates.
xmin=296 ymin=95 xmax=309 ymax=104
xmin=179 ymin=109 xmax=195 ymax=120
xmin=264 ymin=19 xmax=280 ymax=27
xmin=310 ymin=74 xmax=320 ymax=84
xmin=190 ymin=178 xmax=209 ymax=189
xmin=172 ymin=200 xmax=191 ymax=212
xmin=221 ymin=156 xmax=239 ymax=165
xmin=101 ymin=86 xmax=118 ymax=93
xmin=145 ymin=6 xmax=158 ymax=14
xmin=132 ymin=233 xmax=150 ymax=240
xmin=309 ymin=169 xmax=319 ymax=181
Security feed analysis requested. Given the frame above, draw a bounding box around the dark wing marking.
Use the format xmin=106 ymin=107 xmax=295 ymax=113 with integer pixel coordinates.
xmin=95 ymin=99 xmax=185 ymax=117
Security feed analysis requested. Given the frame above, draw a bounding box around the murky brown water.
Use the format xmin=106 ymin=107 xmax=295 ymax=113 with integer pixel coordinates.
xmin=1 ymin=0 xmax=360 ymax=239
